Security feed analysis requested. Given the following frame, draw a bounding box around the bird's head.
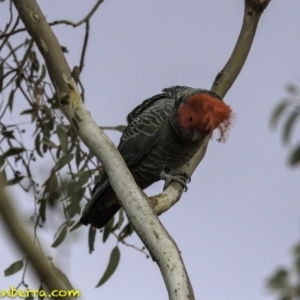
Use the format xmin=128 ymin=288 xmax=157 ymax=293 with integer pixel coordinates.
xmin=170 ymin=89 xmax=233 ymax=142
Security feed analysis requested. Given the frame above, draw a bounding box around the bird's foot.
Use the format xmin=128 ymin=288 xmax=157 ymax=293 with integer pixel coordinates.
xmin=159 ymin=169 xmax=191 ymax=191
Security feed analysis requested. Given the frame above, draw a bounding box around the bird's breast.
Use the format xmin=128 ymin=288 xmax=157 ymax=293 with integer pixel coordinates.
xmin=130 ymin=121 xmax=203 ymax=188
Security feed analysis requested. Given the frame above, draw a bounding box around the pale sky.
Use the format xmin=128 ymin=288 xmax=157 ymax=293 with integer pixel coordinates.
xmin=1 ymin=1 xmax=300 ymax=299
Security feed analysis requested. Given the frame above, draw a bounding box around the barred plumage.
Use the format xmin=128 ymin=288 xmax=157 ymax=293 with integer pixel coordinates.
xmin=80 ymin=86 xmax=232 ymax=228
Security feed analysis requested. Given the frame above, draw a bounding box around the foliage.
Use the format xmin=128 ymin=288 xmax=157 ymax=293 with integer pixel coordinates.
xmin=267 ymin=83 xmax=300 ymax=300
xmin=270 ymin=83 xmax=300 ymax=166
xmin=267 ymin=243 xmax=300 ymax=300
xmin=0 ymin=0 xmax=145 ymax=290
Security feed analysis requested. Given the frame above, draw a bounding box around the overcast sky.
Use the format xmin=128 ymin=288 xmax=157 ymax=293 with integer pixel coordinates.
xmin=1 ymin=1 xmax=300 ymax=299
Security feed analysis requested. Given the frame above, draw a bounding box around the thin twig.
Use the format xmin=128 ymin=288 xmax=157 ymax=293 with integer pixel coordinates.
xmin=79 ymin=21 xmax=90 ymax=72
xmin=112 ymin=232 xmax=150 ymax=258
xmin=0 ymin=0 xmax=104 ymax=39
xmin=48 ymin=0 xmax=104 ymax=28
xmin=0 ymin=15 xmax=20 ymax=52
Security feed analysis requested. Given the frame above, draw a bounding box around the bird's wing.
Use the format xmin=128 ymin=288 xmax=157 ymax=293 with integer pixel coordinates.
xmin=127 ymin=93 xmax=166 ymax=123
xmin=118 ymin=94 xmax=174 ymax=167
xmin=80 ymin=173 xmax=111 ymax=225
xmin=80 ymin=93 xmax=174 ymax=227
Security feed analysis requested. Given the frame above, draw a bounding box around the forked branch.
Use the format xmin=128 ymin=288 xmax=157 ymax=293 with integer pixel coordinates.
xmin=152 ymin=0 xmax=271 ymax=215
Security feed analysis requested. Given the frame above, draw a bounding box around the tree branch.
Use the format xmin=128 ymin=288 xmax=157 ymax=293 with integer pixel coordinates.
xmin=151 ymin=0 xmax=272 ymax=215
xmin=48 ymin=0 xmax=104 ymax=28
xmin=0 ymin=0 xmax=103 ymax=39
xmin=212 ymin=0 xmax=271 ymax=97
xmin=0 ymin=176 xmax=73 ymax=299
xmin=79 ymin=21 xmax=90 ymax=72
xmin=11 ymin=0 xmax=194 ymax=299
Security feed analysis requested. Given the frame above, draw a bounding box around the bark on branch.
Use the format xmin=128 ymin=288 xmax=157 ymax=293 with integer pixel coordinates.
xmin=152 ymin=0 xmax=271 ymax=215
xmin=11 ymin=0 xmax=194 ymax=299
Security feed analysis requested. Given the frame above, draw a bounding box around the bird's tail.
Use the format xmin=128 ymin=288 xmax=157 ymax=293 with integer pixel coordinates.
xmin=80 ymin=175 xmax=121 ymax=228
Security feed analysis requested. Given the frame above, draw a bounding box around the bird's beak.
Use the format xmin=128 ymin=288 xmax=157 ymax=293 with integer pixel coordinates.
xmin=192 ymin=129 xmax=202 ymax=141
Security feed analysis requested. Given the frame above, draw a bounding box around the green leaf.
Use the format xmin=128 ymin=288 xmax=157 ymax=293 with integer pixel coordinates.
xmin=282 ymin=110 xmax=300 ymax=144
xmin=66 ymin=188 xmax=85 ymax=218
xmin=38 ymin=283 xmax=45 ymax=300
xmin=50 ymin=262 xmax=73 ymax=290
xmin=55 ymin=153 xmax=74 ymax=171
xmin=43 ymin=105 xmax=52 ymax=119
xmin=31 ymin=110 xmax=37 ymax=123
xmin=51 ymin=224 xmax=67 ymax=248
xmin=43 ymin=172 xmax=58 ymax=193
xmin=88 ymin=226 xmax=97 ymax=254
xmin=56 ymin=146 xmax=61 ymax=160
xmin=117 ymin=208 xmax=124 ymax=230
xmin=286 ymin=83 xmax=298 ymax=95
xmin=30 ymin=50 xmax=40 ymax=73
xmin=49 ymin=173 xmax=58 ymax=192
xmin=96 ymin=246 xmax=120 ymax=287
xmin=270 ymin=101 xmax=290 ymax=128
xmin=19 ymin=40 xmax=34 ymax=71
xmin=6 ymin=176 xmax=24 ymax=186
xmin=293 ymin=243 xmax=300 ymax=256
xmin=25 ymin=294 xmax=34 ymax=300
xmin=4 ymin=260 xmax=24 ymax=276
xmin=56 ymin=126 xmax=68 ymax=154
xmin=75 ymin=146 xmax=81 ymax=168
xmin=60 ymin=45 xmax=68 ymax=53
xmin=114 ymin=125 xmax=127 ymax=132
xmin=0 ymin=156 xmax=4 ymax=168
xmin=267 ymin=268 xmax=289 ymax=290
xmin=103 ymin=216 xmax=114 ymax=243
xmin=39 ymin=64 xmax=47 ymax=81
xmin=76 ymin=170 xmax=90 ymax=190
xmin=289 ymin=145 xmax=300 ymax=166
xmin=20 ymin=109 xmax=34 ymax=115
xmin=0 ymin=168 xmax=7 ymax=184
xmin=3 ymin=147 xmax=25 ymax=158
xmin=8 ymin=89 xmax=15 ymax=112
xmin=35 ymin=133 xmax=43 ymax=157
xmin=41 ymin=139 xmax=58 ymax=149
xmin=118 ymin=222 xmax=134 ymax=241
xmin=39 ymin=199 xmax=46 ymax=223
xmin=295 ymin=256 xmax=300 ymax=276
xmin=102 ymin=217 xmax=115 ymax=243
xmin=70 ymin=220 xmax=82 ymax=232
xmin=2 ymin=130 xmax=15 ymax=139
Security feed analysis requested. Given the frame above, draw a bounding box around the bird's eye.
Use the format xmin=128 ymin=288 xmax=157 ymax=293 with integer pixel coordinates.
xmin=189 ymin=117 xmax=193 ymax=122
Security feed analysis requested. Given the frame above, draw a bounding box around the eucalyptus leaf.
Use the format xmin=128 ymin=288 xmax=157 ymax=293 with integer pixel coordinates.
xmin=4 ymin=260 xmax=24 ymax=276
xmin=56 ymin=126 xmax=68 ymax=154
xmin=96 ymin=247 xmax=120 ymax=287
xmin=289 ymin=145 xmax=300 ymax=166
xmin=51 ymin=224 xmax=67 ymax=248
xmin=88 ymin=225 xmax=97 ymax=254
xmin=282 ymin=110 xmax=300 ymax=144
xmin=50 ymin=262 xmax=74 ymax=290
xmin=103 ymin=216 xmax=114 ymax=243
xmin=270 ymin=100 xmax=290 ymax=128
xmin=6 ymin=176 xmax=24 ymax=186
xmin=55 ymin=153 xmax=74 ymax=171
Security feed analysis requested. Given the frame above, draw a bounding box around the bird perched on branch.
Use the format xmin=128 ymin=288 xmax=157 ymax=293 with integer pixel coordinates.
xmin=80 ymin=86 xmax=233 ymax=228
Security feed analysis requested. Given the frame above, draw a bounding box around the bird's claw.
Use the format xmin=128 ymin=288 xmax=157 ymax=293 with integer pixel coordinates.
xmin=159 ymin=169 xmax=191 ymax=191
